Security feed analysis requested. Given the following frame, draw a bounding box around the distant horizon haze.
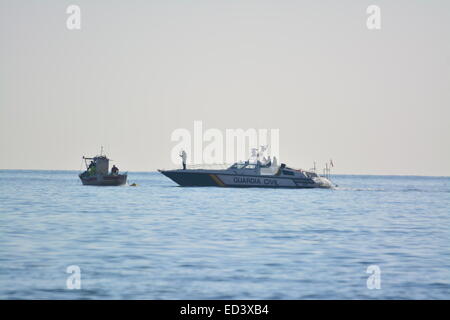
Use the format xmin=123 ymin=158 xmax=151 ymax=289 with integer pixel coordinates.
xmin=0 ymin=168 xmax=449 ymax=178
xmin=1 ymin=1 xmax=449 ymax=176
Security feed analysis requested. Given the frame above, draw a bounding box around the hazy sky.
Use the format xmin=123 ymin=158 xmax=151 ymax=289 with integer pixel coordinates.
xmin=1 ymin=0 xmax=449 ymax=175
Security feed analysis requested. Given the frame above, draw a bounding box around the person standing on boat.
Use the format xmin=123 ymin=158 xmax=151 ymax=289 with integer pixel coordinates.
xmin=180 ymin=150 xmax=187 ymax=170
xmin=111 ymin=165 xmax=119 ymax=175
xmin=266 ymin=155 xmax=272 ymax=167
xmin=272 ymin=156 xmax=278 ymax=167
xmin=88 ymin=160 xmax=96 ymax=175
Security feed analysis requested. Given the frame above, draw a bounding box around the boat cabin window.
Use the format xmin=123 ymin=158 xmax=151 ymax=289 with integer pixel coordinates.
xmin=229 ymin=163 xmax=256 ymax=170
xmin=229 ymin=163 xmax=246 ymax=169
xmin=282 ymin=170 xmax=294 ymax=176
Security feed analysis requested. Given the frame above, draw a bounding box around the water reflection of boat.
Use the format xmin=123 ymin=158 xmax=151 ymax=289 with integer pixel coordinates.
xmin=79 ymin=153 xmax=127 ymax=186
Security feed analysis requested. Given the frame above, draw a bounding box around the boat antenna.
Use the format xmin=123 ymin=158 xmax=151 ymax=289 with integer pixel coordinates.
xmin=329 ymin=159 xmax=334 ymax=180
xmin=100 ymin=146 xmax=104 ymax=156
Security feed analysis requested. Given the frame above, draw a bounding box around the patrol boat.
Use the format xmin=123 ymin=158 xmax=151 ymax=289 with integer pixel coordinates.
xmin=79 ymin=153 xmax=127 ymax=186
xmin=158 ymin=150 xmax=333 ymax=189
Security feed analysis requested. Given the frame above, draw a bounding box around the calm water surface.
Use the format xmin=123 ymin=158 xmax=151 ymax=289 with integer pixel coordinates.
xmin=0 ymin=170 xmax=449 ymax=299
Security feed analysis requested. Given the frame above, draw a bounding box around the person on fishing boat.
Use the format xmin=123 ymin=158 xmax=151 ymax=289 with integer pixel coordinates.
xmin=111 ymin=165 xmax=119 ymax=175
xmin=87 ymin=161 xmax=96 ymax=175
xmin=88 ymin=163 xmax=97 ymax=176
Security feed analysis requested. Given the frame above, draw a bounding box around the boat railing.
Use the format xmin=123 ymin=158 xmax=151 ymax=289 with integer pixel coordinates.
xmin=186 ymin=163 xmax=232 ymax=170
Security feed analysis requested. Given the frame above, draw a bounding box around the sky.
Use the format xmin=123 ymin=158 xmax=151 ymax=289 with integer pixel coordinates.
xmin=1 ymin=0 xmax=449 ymax=175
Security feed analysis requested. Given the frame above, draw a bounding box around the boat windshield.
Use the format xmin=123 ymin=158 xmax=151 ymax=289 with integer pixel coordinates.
xmin=229 ymin=162 xmax=246 ymax=169
xmin=228 ymin=162 xmax=257 ymax=170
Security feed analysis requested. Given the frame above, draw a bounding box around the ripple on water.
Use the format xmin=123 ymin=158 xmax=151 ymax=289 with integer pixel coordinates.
xmin=0 ymin=171 xmax=449 ymax=299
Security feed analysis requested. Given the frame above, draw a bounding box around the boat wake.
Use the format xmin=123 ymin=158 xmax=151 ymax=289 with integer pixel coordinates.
xmin=334 ymin=187 xmax=386 ymax=192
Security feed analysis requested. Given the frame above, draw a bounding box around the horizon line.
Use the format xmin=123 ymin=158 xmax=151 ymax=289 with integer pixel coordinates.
xmin=0 ymin=168 xmax=449 ymax=178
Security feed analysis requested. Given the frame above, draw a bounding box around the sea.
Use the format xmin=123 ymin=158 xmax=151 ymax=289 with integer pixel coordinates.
xmin=0 ymin=170 xmax=449 ymax=299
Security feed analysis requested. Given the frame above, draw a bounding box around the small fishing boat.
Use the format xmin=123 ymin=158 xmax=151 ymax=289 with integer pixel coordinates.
xmin=79 ymin=152 xmax=127 ymax=186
